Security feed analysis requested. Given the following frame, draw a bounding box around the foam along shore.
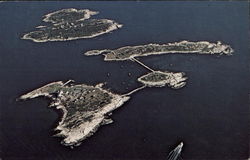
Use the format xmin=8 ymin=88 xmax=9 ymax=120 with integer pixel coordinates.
xmin=84 ymin=41 xmax=233 ymax=61
xmin=138 ymin=71 xmax=187 ymax=89
xmin=21 ymin=8 xmax=123 ymax=42
xmin=19 ymin=80 xmax=130 ymax=147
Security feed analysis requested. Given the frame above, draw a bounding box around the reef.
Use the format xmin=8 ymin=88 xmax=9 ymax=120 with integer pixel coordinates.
xmin=22 ymin=8 xmax=122 ymax=42
xmin=84 ymin=41 xmax=233 ymax=61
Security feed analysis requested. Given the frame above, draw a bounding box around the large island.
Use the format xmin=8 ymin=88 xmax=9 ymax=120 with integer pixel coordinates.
xmin=22 ymin=8 xmax=122 ymax=42
xmin=138 ymin=71 xmax=187 ymax=89
xmin=19 ymin=80 xmax=130 ymax=147
xmin=84 ymin=41 xmax=233 ymax=61
xmin=84 ymin=40 xmax=233 ymax=90
xmin=19 ymin=75 xmax=189 ymax=147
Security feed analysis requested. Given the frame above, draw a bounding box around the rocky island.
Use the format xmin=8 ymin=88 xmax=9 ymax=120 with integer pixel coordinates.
xmin=138 ymin=71 xmax=187 ymax=89
xmin=19 ymin=8 xmax=234 ymax=148
xmin=19 ymin=80 xmax=130 ymax=147
xmin=19 ymin=39 xmax=233 ymax=147
xmin=22 ymin=8 xmax=122 ymax=42
xmin=84 ymin=41 xmax=233 ymax=91
xmin=19 ymin=77 xmax=188 ymax=147
xmin=83 ymin=40 xmax=234 ymax=92
xmin=19 ymin=79 xmax=153 ymax=147
xmin=84 ymin=41 xmax=233 ymax=61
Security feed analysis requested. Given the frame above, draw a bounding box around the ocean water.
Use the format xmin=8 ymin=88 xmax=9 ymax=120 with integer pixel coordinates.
xmin=0 ymin=1 xmax=249 ymax=160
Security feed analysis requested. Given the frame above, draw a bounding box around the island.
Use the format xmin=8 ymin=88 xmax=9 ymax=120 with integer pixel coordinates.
xmin=19 ymin=76 xmax=189 ymax=147
xmin=19 ymin=80 xmax=147 ymax=147
xmin=84 ymin=40 xmax=233 ymax=91
xmin=22 ymin=8 xmax=122 ymax=42
xmin=84 ymin=41 xmax=233 ymax=61
xmin=138 ymin=71 xmax=187 ymax=89
xmin=19 ymin=38 xmax=233 ymax=147
xmin=20 ymin=9 xmax=235 ymax=148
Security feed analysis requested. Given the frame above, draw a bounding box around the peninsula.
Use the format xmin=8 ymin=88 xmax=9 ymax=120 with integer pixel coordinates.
xmin=22 ymin=8 xmax=122 ymax=42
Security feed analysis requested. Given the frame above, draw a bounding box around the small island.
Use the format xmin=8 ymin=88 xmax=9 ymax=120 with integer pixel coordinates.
xmin=84 ymin=40 xmax=233 ymax=91
xmin=138 ymin=71 xmax=187 ymax=89
xmin=22 ymin=8 xmax=122 ymax=42
xmin=84 ymin=41 xmax=233 ymax=61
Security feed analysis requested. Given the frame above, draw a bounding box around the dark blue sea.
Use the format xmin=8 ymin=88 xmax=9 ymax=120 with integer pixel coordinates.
xmin=0 ymin=1 xmax=249 ymax=160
